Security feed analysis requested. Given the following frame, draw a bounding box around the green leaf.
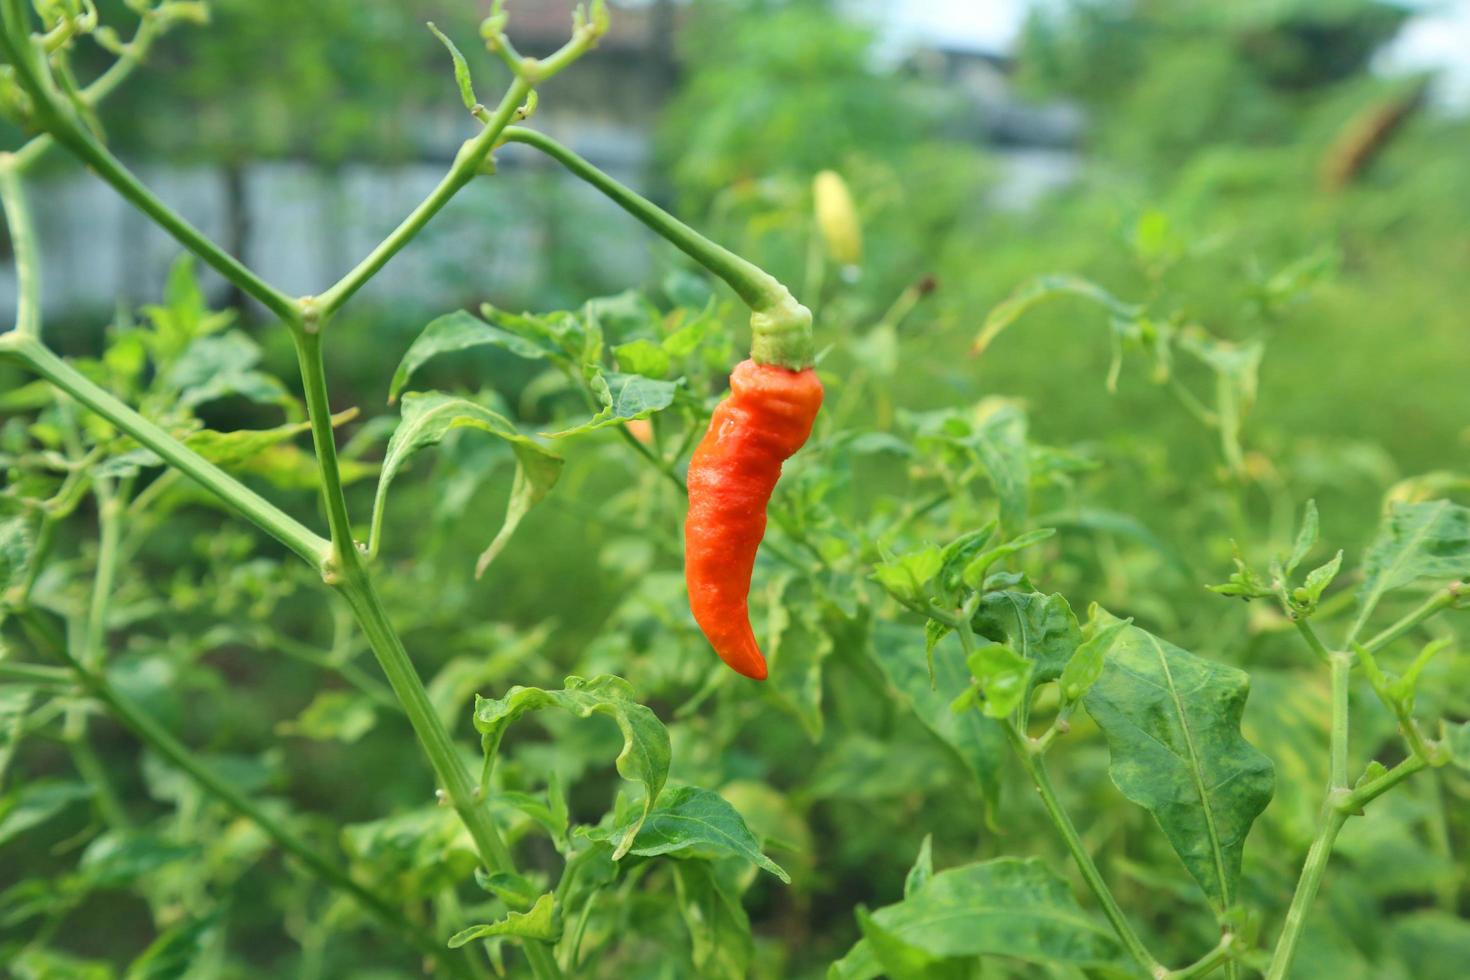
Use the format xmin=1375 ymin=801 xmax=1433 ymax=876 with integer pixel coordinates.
xmin=474 ymin=870 xmax=541 ymax=911
xmin=923 ymin=618 xmax=951 ymax=685
xmin=663 ymin=300 xmax=720 ymax=357
xmin=79 ymin=831 xmax=197 ymax=888
xmin=1391 ymin=911 xmax=1470 ymax=979
xmin=936 ymin=523 xmax=998 ymax=594
xmin=869 ymin=623 xmax=1005 ymax=823
xmin=1177 ymin=330 xmax=1264 ymax=473
xmin=1297 ymin=549 xmax=1343 ymax=610
xmin=965 ymin=645 xmax=1031 ymax=718
xmin=1207 ymin=540 xmax=1275 ymax=600
xmin=971 ymin=591 xmax=1080 ymax=684
xmin=473 ymin=675 xmax=669 ymax=859
xmin=873 ymin=546 xmax=944 ymax=604
xmin=855 ymin=906 xmax=965 ymax=980
xmin=139 ymin=254 xmax=235 ymax=361
xmin=971 ymin=274 xmax=1141 ymax=357
xmin=673 ymin=861 xmax=753 ymax=980
xmin=0 ymin=780 xmax=93 ymax=848
xmin=493 ymin=789 xmax=570 ymax=852
xmin=163 ymin=331 xmax=288 ymax=409
xmin=904 ymin=835 xmax=934 ymax=899
xmin=1081 ymin=613 xmax=1274 ymax=910
xmin=426 ymin=22 xmax=477 ymax=112
xmin=830 ymin=857 xmax=1123 ymax=979
xmin=546 ymin=372 xmax=678 ymax=438
xmin=971 ymin=404 xmax=1029 ymax=532
xmin=341 ymin=806 xmax=475 ymax=889
xmin=0 ymin=514 xmax=34 ymax=595
xmin=124 ymin=912 xmax=219 ymax=980
xmin=370 ymin=391 xmax=563 ymax=572
xmin=1351 ymin=500 xmax=1470 ymax=641
xmin=275 ymin=690 xmax=377 ymax=743
xmin=7 ymin=948 xmax=114 ymax=980
xmin=1059 ymin=609 xmax=1131 ymax=704
xmin=612 ymin=339 xmax=671 ymax=379
xmin=0 ymin=688 xmax=34 ymax=786
xmin=960 ymin=528 xmax=1056 ymax=588
xmin=389 ymin=310 xmax=552 ymax=403
xmin=763 ymin=575 xmax=833 ymax=742
xmin=99 ymin=413 xmax=353 ymax=480
xmin=182 ymin=416 xmax=321 ymax=467
xmin=602 ymin=785 xmax=789 ymax=882
xmin=447 ymin=892 xmax=562 ymax=947
xmin=585 ymin=290 xmax=660 ymax=335
xmin=1284 ymin=499 xmax=1320 ymax=577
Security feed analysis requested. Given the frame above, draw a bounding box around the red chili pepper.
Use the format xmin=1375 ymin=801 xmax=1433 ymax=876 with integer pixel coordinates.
xmin=685 ymin=359 xmax=823 ymax=680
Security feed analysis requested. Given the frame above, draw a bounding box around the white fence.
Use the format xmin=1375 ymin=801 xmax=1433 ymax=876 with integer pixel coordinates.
xmin=0 ymin=137 xmax=1075 ymax=327
xmin=1 ymin=134 xmax=657 ymax=326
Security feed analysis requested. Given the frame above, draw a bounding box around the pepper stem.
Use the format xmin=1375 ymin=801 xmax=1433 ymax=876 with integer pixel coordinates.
xmin=749 ymin=290 xmax=814 ymax=371
xmin=497 ymin=126 xmax=815 ymax=371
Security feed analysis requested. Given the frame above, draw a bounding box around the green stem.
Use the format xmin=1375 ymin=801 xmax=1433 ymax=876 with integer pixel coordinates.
xmin=0 ymin=7 xmax=297 ymax=322
xmin=0 ymin=162 xmax=41 ymax=335
xmin=501 ymin=127 xmax=775 ymax=310
xmin=1291 ymin=618 xmax=1332 ymax=666
xmin=1166 ymin=933 xmax=1236 ymax=979
xmin=83 ymin=479 xmax=126 ymax=669
xmin=10 ymin=9 xmax=168 ymax=172
xmin=291 ymin=316 xmax=561 ymax=980
xmin=21 ymin=612 xmax=467 ymax=977
xmin=1328 ymin=651 xmax=1351 ymax=790
xmin=337 ymin=581 xmax=563 ymax=980
xmin=13 ymin=509 xmax=58 ymax=607
xmin=500 ymin=126 xmax=813 ymax=370
xmin=1341 ymin=754 xmax=1429 ymax=811
xmin=1263 ymin=634 xmax=1358 ymax=977
xmin=31 ymin=122 xmax=294 ymax=321
xmin=63 ymin=475 xmax=133 ymax=829
xmin=1263 ymin=808 xmax=1347 ymax=980
xmin=620 ymin=425 xmax=684 ymax=492
xmin=0 ymin=661 xmax=71 ymax=684
xmin=571 ymin=375 xmax=686 ymax=495
xmin=315 ymin=78 xmax=531 ymax=317
xmin=63 ymin=714 xmax=131 ymax=828
xmin=0 ymin=334 xmax=330 ymax=567
xmin=292 ymin=329 xmax=358 ymax=562
xmin=1265 ymin=685 xmax=1435 ymax=978
xmin=1004 ymin=722 xmax=1165 ymax=977
xmin=1358 ymin=583 xmax=1462 ymax=652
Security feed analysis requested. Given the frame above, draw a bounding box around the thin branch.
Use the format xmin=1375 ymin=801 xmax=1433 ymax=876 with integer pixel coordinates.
xmin=1328 ymin=651 xmax=1351 ymax=790
xmin=18 ymin=611 xmax=469 ymax=978
xmin=0 ymin=7 xmax=298 ymax=322
xmin=0 ymin=333 xmax=331 ymax=567
xmin=0 ymin=163 xmax=41 ymax=335
xmin=315 ymin=77 xmax=531 ymax=318
xmin=1003 ymin=721 xmax=1165 ymax=977
xmin=1360 ymin=583 xmax=1462 ymax=653
xmin=501 ymin=126 xmax=788 ymax=312
xmin=11 ymin=7 xmax=177 ymax=172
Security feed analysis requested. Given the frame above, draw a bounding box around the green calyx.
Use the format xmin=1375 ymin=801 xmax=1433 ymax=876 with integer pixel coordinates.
xmin=749 ymin=289 xmax=814 ymax=371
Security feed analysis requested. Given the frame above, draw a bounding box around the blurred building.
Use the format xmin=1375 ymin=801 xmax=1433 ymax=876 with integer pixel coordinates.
xmin=0 ymin=0 xmax=1082 ymax=324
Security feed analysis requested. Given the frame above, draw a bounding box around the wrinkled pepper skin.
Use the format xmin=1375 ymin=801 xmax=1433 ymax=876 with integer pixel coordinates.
xmin=685 ymin=359 xmax=824 ymax=680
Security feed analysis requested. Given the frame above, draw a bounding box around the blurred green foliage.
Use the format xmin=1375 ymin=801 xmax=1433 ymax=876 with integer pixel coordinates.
xmin=3 ymin=0 xmax=1469 ymax=977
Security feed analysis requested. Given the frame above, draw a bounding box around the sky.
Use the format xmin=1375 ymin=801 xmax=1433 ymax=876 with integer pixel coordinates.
xmin=863 ymin=0 xmax=1470 ymax=107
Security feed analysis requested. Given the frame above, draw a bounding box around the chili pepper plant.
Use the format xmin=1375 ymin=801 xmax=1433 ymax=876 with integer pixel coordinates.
xmin=0 ymin=2 xmax=1467 ymax=978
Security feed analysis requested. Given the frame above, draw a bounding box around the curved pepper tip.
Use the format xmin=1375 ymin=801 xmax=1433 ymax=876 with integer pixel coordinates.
xmin=731 ymin=654 xmax=768 ymax=682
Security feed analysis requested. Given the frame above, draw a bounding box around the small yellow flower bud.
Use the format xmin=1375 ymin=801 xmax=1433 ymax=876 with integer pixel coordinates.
xmin=813 ymin=170 xmax=862 ymax=267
